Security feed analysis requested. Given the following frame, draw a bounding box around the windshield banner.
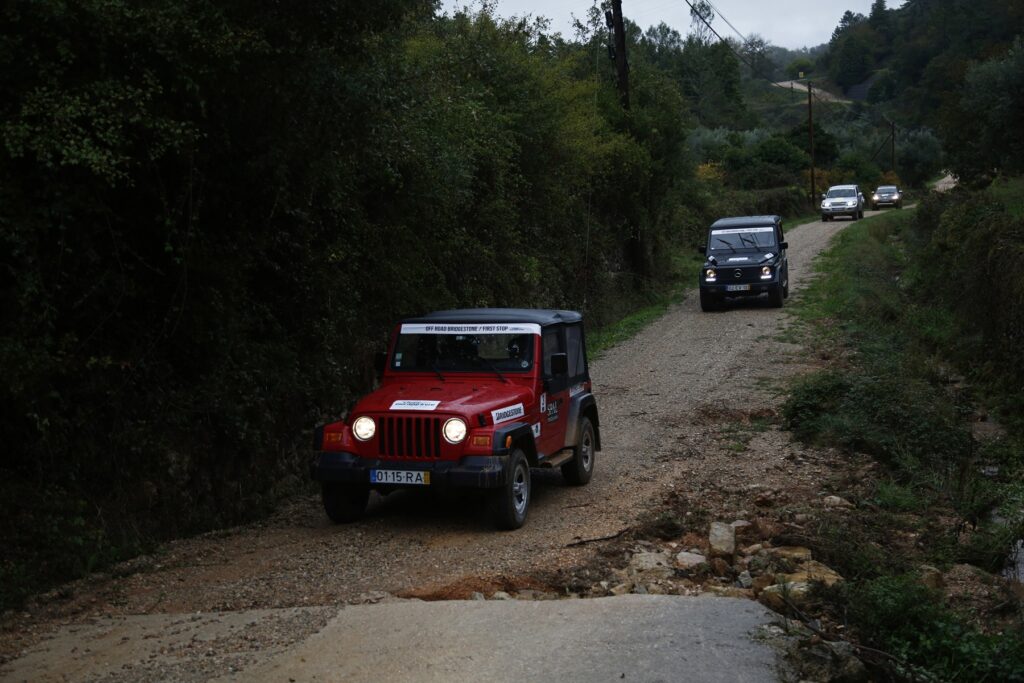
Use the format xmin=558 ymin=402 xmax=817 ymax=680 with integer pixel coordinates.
xmin=400 ymin=323 xmax=542 ymax=335
xmin=710 ymin=227 xmax=774 ymax=235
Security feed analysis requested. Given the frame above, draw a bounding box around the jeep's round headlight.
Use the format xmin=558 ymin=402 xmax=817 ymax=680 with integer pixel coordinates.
xmin=352 ymin=416 xmax=376 ymax=441
xmin=761 ymin=266 xmax=772 ymax=276
xmin=705 ymin=268 xmax=716 ymax=280
xmin=443 ymin=417 xmax=467 ymax=444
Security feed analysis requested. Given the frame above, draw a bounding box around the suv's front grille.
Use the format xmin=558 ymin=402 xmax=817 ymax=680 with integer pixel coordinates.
xmin=727 ymin=267 xmax=763 ymax=284
xmin=377 ymin=416 xmax=443 ymax=458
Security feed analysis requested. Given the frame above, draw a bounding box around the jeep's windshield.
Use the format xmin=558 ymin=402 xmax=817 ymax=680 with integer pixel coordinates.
xmin=826 ymin=188 xmax=857 ymax=198
xmin=708 ymin=226 xmax=776 ymax=252
xmin=391 ymin=324 xmax=537 ymax=373
xmin=876 ymin=186 xmax=897 ymax=193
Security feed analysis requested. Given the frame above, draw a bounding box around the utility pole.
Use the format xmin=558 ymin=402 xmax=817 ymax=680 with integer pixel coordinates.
xmin=890 ymin=120 xmax=896 ymax=173
xmin=610 ymin=0 xmax=630 ymax=109
xmin=808 ymin=82 xmax=816 ymax=206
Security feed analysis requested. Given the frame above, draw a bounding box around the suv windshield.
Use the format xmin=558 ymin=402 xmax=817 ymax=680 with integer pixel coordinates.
xmin=392 ymin=325 xmax=536 ymax=372
xmin=826 ymin=188 xmax=857 ymax=198
xmin=708 ymin=226 xmax=776 ymax=252
xmin=877 ymin=186 xmax=897 ymax=193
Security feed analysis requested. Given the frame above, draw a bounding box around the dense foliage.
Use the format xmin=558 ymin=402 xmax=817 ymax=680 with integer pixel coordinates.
xmin=3 ymin=1 xmax=810 ymax=607
xmin=815 ymin=0 xmax=1024 ymax=185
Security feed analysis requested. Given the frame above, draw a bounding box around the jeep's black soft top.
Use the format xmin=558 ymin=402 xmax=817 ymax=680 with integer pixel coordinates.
xmin=402 ymin=308 xmax=583 ymax=326
xmin=709 ymin=215 xmax=781 ymax=230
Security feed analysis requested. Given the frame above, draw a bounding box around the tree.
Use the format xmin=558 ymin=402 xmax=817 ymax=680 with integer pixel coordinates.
xmin=689 ymin=0 xmax=715 ymax=45
xmin=942 ymin=38 xmax=1024 ymax=185
xmin=786 ymin=58 xmax=813 ymax=80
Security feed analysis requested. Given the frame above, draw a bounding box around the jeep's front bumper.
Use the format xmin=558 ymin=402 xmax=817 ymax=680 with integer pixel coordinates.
xmin=821 ymin=204 xmax=858 ymax=216
xmin=310 ymin=451 xmax=508 ymax=489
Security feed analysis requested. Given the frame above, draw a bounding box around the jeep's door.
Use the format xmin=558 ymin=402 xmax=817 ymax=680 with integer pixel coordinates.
xmin=561 ymin=322 xmax=593 ymax=449
xmin=538 ymin=325 xmax=570 ymax=457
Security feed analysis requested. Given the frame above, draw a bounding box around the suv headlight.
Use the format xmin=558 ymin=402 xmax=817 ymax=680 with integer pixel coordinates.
xmin=705 ymin=268 xmax=717 ymax=281
xmin=443 ymin=417 xmax=467 ymax=444
xmin=761 ymin=266 xmax=772 ymax=279
xmin=352 ymin=416 xmax=376 ymax=441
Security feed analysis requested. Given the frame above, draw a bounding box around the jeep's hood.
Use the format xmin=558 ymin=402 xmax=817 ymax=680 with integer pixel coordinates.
xmin=353 ymin=379 xmax=534 ymax=423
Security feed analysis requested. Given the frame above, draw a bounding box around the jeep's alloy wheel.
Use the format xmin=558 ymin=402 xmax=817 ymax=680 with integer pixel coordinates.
xmin=493 ymin=448 xmax=531 ymax=530
xmin=562 ymin=416 xmax=595 ymax=485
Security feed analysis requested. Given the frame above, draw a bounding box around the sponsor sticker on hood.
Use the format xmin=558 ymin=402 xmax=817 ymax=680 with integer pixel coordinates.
xmin=491 ymin=403 xmax=525 ymax=424
xmin=390 ymin=400 xmax=441 ymax=411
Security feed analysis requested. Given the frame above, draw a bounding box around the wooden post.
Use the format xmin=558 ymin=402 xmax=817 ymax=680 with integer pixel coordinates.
xmin=611 ymin=0 xmax=630 ymax=110
xmin=808 ymin=82 xmax=816 ymax=206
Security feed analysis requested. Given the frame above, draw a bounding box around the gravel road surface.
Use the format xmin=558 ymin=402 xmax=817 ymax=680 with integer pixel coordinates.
xmin=1 ymin=212 xmax=872 ymax=682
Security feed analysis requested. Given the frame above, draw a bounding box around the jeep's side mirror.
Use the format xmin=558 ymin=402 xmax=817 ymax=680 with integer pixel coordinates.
xmin=550 ymin=353 xmax=568 ymax=376
xmin=780 ymin=241 xmax=788 ymax=250
xmin=697 ymin=245 xmax=706 ymax=255
xmin=374 ymin=351 xmax=387 ymax=376
xmin=820 ymin=193 xmax=826 ymax=200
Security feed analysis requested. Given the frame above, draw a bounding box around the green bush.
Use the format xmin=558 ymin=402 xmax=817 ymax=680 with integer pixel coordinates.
xmin=847 ymin=576 xmax=1024 ymax=681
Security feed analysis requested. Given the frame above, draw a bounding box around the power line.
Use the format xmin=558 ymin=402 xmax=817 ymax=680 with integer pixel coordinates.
xmin=701 ymin=0 xmax=749 ymax=45
xmin=681 ymin=0 xmax=845 ymax=127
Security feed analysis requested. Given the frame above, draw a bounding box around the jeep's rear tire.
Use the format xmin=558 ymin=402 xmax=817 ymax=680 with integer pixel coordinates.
xmin=768 ymin=284 xmax=784 ymax=308
xmin=322 ymin=483 xmax=369 ymax=524
xmin=492 ymin=448 xmax=530 ymax=530
xmin=562 ymin=417 xmax=595 ymax=486
xmin=699 ymin=290 xmax=719 ymax=312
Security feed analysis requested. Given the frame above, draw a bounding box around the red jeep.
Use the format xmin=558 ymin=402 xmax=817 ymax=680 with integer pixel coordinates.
xmin=311 ymin=309 xmax=601 ymax=529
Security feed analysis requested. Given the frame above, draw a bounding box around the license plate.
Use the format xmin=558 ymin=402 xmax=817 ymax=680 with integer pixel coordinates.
xmin=726 ymin=284 xmax=751 ymax=292
xmin=370 ymin=469 xmax=430 ymax=485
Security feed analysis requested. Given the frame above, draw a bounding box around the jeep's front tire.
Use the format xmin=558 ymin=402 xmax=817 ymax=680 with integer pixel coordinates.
xmin=562 ymin=417 xmax=595 ymax=486
xmin=699 ymin=290 xmax=719 ymax=312
xmin=322 ymin=483 xmax=369 ymax=524
xmin=492 ymin=448 xmax=530 ymax=530
xmin=768 ymin=284 xmax=784 ymax=308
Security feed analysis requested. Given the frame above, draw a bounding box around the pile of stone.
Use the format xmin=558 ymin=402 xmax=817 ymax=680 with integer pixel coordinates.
xmin=595 ymin=516 xmax=846 ymax=617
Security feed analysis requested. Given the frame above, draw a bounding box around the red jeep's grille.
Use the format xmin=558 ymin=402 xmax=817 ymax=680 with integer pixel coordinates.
xmin=377 ymin=416 xmax=443 ymax=459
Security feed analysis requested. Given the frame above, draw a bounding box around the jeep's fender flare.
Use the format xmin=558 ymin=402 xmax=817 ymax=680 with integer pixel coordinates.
xmin=562 ymin=393 xmax=601 ymax=451
xmin=492 ymin=421 xmax=538 ymax=465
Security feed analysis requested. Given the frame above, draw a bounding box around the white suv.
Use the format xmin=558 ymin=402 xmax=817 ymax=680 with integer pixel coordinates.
xmin=820 ymin=184 xmax=865 ymax=221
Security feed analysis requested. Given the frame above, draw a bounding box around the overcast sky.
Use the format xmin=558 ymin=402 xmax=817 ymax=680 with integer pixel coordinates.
xmin=442 ymin=0 xmax=899 ymax=50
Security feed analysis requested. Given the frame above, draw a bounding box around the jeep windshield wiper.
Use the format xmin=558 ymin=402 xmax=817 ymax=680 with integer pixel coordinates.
xmin=479 ymin=358 xmax=509 ymax=384
xmin=430 ymin=362 xmax=446 ymax=382
xmin=715 ymin=239 xmax=738 ymax=253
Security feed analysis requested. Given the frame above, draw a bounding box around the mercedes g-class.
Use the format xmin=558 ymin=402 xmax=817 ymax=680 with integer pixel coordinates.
xmin=697 ymin=215 xmax=789 ymax=311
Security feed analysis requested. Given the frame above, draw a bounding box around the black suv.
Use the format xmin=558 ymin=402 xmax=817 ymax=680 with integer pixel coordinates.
xmin=697 ymin=215 xmax=789 ymax=311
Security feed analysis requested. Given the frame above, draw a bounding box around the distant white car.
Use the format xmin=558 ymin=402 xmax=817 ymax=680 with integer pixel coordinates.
xmin=871 ymin=185 xmax=903 ymax=209
xmin=820 ymin=184 xmax=865 ymax=221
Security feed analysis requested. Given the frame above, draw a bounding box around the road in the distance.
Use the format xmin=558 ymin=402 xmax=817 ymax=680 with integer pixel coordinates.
xmin=1 ymin=212 xmax=885 ymax=682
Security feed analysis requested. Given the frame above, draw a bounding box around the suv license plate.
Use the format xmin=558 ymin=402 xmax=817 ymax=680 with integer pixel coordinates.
xmin=371 ymin=470 xmax=430 ymax=485
xmin=726 ymin=284 xmax=751 ymax=292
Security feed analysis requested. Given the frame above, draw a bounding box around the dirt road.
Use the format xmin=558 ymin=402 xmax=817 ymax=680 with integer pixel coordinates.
xmin=1 ymin=212 xmax=879 ymax=682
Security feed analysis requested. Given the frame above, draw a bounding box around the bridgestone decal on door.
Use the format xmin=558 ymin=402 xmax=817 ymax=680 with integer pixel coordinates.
xmin=491 ymin=403 xmax=525 ymax=424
